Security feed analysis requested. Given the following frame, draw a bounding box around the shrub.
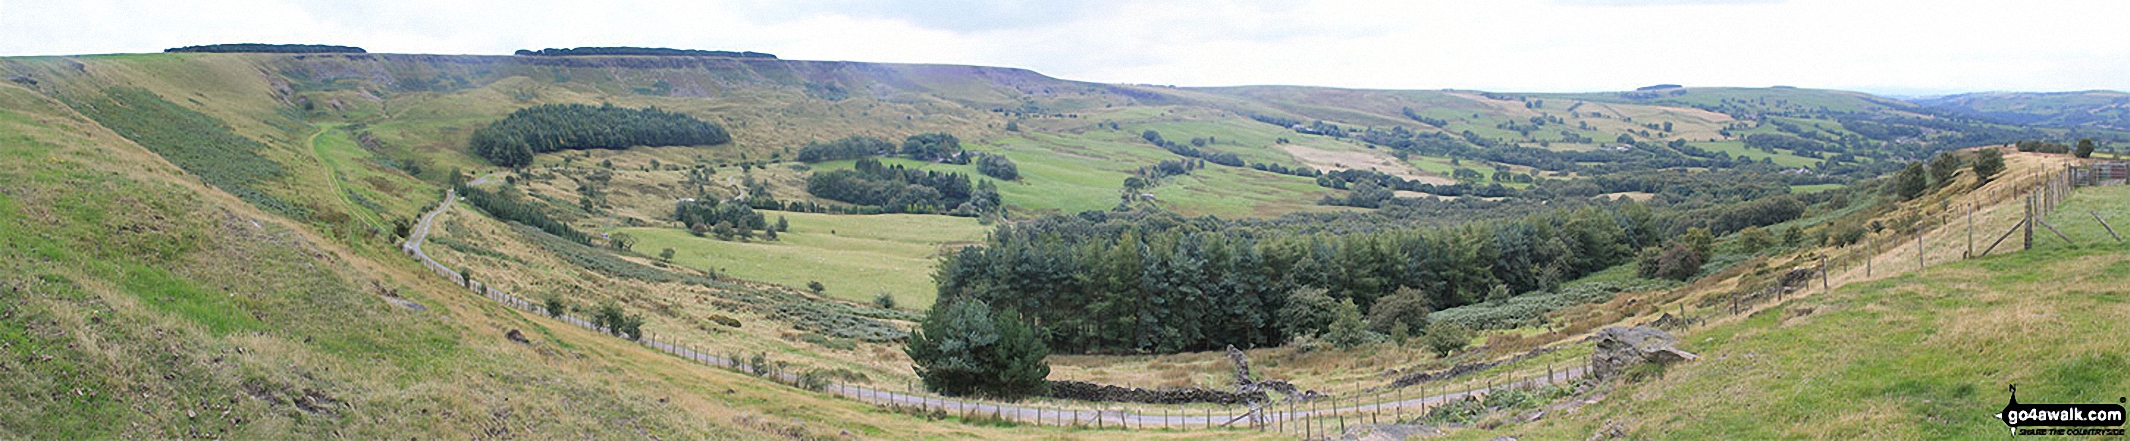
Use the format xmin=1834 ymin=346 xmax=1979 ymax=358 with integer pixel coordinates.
xmin=801 ymin=333 xmax=858 ymax=351
xmin=544 ymin=296 xmax=568 ymax=318
xmin=705 ymin=314 xmax=742 ymax=328
xmin=807 ymin=281 xmax=826 ymax=294
xmin=1422 ymin=321 xmax=1472 ymax=357
xmin=1738 ymin=227 xmax=1775 ymax=254
xmin=1653 ymin=244 xmax=1704 ymax=281
xmin=873 ymin=292 xmax=897 ymax=310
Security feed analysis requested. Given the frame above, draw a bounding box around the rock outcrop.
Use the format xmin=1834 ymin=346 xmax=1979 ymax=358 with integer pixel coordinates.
xmin=1588 ymin=326 xmax=1697 ymax=380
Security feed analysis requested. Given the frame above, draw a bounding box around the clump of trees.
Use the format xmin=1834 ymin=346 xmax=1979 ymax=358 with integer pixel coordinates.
xmin=806 ymin=158 xmax=973 ymax=212
xmin=936 ymin=202 xmax=1670 ymax=354
xmin=471 ymin=103 xmax=730 ymax=167
xmin=902 ymin=133 xmax=966 ymax=163
xmin=675 ymin=199 xmax=768 ymax=241
xmin=165 ymin=43 xmax=365 ymax=53
xmin=1139 ymin=130 xmax=1243 ymax=166
xmin=457 ymin=183 xmax=595 ymax=246
xmin=904 ymin=299 xmax=1049 ymax=399
xmin=2015 ymin=140 xmax=2071 ymax=154
xmin=592 ymin=302 xmax=646 ymax=341
xmin=976 ymin=154 xmax=1020 ymax=180
xmin=795 ymin=136 xmax=896 ymax=162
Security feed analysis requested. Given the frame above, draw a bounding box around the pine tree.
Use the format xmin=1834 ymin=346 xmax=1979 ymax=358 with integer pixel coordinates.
xmin=904 ymin=299 xmax=1049 ymax=399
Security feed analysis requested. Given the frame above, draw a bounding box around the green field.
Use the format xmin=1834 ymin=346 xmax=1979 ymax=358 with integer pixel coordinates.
xmin=1687 ymin=140 xmax=1820 ymax=168
xmin=615 ymin=210 xmax=992 ymax=309
xmin=1787 ymin=183 xmax=1844 ymax=193
xmin=811 ymin=130 xmax=1342 ymax=217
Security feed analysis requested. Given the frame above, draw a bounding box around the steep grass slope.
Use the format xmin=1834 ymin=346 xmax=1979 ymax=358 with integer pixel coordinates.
xmin=0 ymin=56 xmax=1264 ymax=439
xmin=0 ymin=80 xmax=764 ymax=438
xmin=1447 ymin=158 xmax=2130 ymax=439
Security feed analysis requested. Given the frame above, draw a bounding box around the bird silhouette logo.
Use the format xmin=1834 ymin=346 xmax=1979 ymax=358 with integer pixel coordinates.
xmin=1996 ymin=384 xmax=2127 ymax=435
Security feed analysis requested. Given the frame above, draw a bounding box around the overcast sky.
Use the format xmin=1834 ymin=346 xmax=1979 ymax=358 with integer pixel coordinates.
xmin=4 ymin=0 xmax=2125 ymax=95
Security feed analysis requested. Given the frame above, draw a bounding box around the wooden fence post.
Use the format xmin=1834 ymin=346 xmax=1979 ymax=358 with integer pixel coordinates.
xmin=2026 ymin=193 xmax=2036 ymax=250
xmin=2095 ymin=211 xmax=2123 ymax=243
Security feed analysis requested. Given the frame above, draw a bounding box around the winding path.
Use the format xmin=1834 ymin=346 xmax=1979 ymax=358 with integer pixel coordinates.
xmin=401 ymin=189 xmax=1588 ymax=431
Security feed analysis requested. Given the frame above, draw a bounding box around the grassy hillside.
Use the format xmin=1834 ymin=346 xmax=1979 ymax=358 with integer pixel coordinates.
xmin=1916 ymin=90 xmax=2130 ymax=132
xmin=10 ymin=49 xmax=2126 ymax=438
xmin=1440 ymin=154 xmax=2129 ymax=439
xmin=0 ymin=54 xmax=1272 ymax=439
xmin=613 ymin=209 xmax=989 ymax=309
xmin=0 ymin=80 xmax=765 ymax=438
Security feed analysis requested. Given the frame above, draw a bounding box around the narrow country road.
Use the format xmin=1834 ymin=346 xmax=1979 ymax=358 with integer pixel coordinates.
xmin=401 ymin=190 xmax=1589 ymax=431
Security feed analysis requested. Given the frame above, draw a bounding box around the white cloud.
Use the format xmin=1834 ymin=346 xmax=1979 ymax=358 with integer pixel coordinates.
xmin=1 ymin=0 xmax=2124 ymax=94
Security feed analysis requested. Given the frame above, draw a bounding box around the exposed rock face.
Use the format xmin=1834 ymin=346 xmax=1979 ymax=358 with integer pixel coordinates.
xmin=1589 ymin=326 xmax=1697 ymax=380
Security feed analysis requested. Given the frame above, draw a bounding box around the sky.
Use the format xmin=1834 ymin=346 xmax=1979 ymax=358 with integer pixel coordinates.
xmin=3 ymin=0 xmax=2126 ymax=95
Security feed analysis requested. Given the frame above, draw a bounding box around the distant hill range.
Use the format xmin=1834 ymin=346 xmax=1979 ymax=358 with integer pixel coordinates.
xmin=165 ymin=43 xmax=366 ymax=54
xmin=1912 ymin=90 xmax=2130 ymax=131
xmin=512 ymin=47 xmax=776 ymax=59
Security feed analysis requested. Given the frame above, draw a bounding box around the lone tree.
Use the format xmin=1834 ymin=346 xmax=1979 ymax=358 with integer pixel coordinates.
xmin=1367 ymin=287 xmax=1432 ymax=335
xmin=1891 ymin=162 xmax=1929 ymax=201
xmin=1974 ymin=148 xmax=2005 ymax=182
xmin=1422 ymin=321 xmax=1472 ymax=357
xmin=1928 ymin=152 xmax=1962 ymax=188
xmin=904 ymin=299 xmax=1049 ymax=399
xmin=1324 ymin=299 xmax=1374 ymax=349
xmin=1276 ymin=287 xmax=1340 ymax=341
xmin=2076 ymin=138 xmax=2096 ymax=158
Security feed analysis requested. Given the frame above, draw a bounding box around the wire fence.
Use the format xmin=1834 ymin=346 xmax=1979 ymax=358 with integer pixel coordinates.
xmin=402 ymin=189 xmax=1603 ymax=437
xmin=1703 ymin=156 xmax=2123 ymax=328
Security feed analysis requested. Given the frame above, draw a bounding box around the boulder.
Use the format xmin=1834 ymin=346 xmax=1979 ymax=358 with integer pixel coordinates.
xmin=1588 ymin=326 xmax=1697 ymax=380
